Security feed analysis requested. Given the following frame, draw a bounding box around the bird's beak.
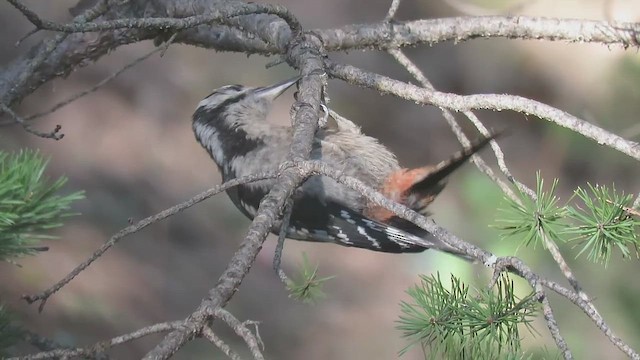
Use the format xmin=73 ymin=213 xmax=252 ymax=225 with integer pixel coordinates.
xmin=256 ymin=76 xmax=301 ymax=99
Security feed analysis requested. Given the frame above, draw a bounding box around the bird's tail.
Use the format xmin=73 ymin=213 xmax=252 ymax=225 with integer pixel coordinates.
xmin=363 ymin=133 xmax=500 ymax=257
xmin=408 ymin=134 xmax=497 ymax=198
xmin=377 ymin=133 xmax=499 ymax=217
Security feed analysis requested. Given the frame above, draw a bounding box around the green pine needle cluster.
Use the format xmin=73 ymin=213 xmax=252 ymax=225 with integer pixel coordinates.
xmin=495 ymin=172 xmax=640 ymax=266
xmin=286 ymin=252 xmax=334 ymax=304
xmin=0 ymin=150 xmax=84 ymax=261
xmin=397 ymin=273 xmax=538 ymax=359
xmin=495 ymin=173 xmax=567 ymax=249
xmin=567 ymin=184 xmax=639 ymax=265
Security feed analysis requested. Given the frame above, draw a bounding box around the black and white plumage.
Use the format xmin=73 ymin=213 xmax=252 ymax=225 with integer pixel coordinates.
xmin=192 ymin=76 xmax=491 ymax=254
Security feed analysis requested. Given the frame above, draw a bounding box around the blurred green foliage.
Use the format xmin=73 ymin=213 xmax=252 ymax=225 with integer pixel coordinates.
xmin=0 ymin=150 xmax=84 ymax=260
xmin=286 ymin=252 xmax=334 ymax=304
xmin=0 ymin=149 xmax=83 ymax=355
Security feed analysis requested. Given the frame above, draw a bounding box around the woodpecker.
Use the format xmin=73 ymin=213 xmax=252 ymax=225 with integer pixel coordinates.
xmin=192 ymin=76 xmax=493 ymax=255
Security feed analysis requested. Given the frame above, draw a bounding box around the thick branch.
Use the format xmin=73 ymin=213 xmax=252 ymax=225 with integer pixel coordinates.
xmin=4 ymin=2 xmax=640 ymax=111
xmin=320 ymin=16 xmax=640 ymax=51
xmin=7 ymin=0 xmax=300 ymax=34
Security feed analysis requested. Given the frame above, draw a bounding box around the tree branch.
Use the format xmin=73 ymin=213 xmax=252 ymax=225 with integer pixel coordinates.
xmin=23 ymin=172 xmax=279 ymax=312
xmin=319 ymin=16 xmax=640 ymax=51
xmin=201 ymin=326 xmax=242 ymax=360
xmin=214 ymin=308 xmax=264 ymax=360
xmin=6 ymin=1 xmax=640 ymax=358
xmin=8 ymin=321 xmax=184 ymax=360
xmin=6 ymin=0 xmax=301 ymax=35
xmin=327 ymin=61 xmax=640 ymax=162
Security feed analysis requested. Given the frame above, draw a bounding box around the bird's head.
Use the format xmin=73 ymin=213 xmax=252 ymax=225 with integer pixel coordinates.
xmin=194 ymin=76 xmax=300 ymax=125
xmin=192 ymin=76 xmax=300 ymax=169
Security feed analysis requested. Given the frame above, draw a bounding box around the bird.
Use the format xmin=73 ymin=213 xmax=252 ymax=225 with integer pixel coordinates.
xmin=192 ymin=76 xmax=494 ymax=255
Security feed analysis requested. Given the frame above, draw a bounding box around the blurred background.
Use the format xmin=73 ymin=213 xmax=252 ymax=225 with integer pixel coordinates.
xmin=1 ymin=0 xmax=640 ymax=358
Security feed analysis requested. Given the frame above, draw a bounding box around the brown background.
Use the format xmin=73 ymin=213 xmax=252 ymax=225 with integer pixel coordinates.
xmin=2 ymin=0 xmax=640 ymax=358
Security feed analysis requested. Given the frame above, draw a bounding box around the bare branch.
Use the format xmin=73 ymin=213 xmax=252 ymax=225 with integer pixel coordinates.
xmin=4 ymin=5 xmax=639 ymax=113
xmin=459 ymin=109 xmax=536 ymax=197
xmin=2 ymin=0 xmax=110 ymax=105
xmin=327 ymin=61 xmax=640 ymax=162
xmin=398 ymin=51 xmax=602 ymax=326
xmin=386 ymin=48 xmax=517 ymax=200
xmin=214 ymin=308 xmax=265 ymax=360
xmin=23 ymin=172 xmax=279 ymax=312
xmin=7 ymin=0 xmax=301 ymax=35
xmin=0 ymin=102 xmax=64 ymax=140
xmin=538 ymin=288 xmax=573 ymax=359
xmin=320 ymin=16 xmax=640 ymax=51
xmin=19 ymin=34 xmax=177 ymax=123
xmin=9 ymin=321 xmax=183 ymax=360
xmin=201 ymin=326 xmax=242 ymax=360
xmin=274 ymin=198 xmax=293 ymax=284
xmin=384 ymin=0 xmax=402 ymax=21
xmin=541 ymin=278 xmax=639 ymax=359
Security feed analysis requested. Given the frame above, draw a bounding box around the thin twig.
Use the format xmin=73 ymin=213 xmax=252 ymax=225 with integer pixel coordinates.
xmin=7 ymin=0 xmax=302 ymax=34
xmin=386 ymin=51 xmax=570 ymax=311
xmin=201 ymin=326 xmax=242 ymax=360
xmin=0 ymin=102 xmax=64 ymax=140
xmin=23 ymin=172 xmax=279 ymax=312
xmin=243 ymin=320 xmax=264 ymax=350
xmin=457 ymin=108 xmax=535 ymax=197
xmin=9 ymin=321 xmax=183 ymax=360
xmin=274 ymin=198 xmax=293 ymax=285
xmin=386 ymin=48 xmax=517 ymax=200
xmin=537 ymin=286 xmax=573 ymax=359
xmin=327 ymin=61 xmax=640 ymax=162
xmin=20 ymin=34 xmax=178 ymax=123
xmin=541 ymin=232 xmax=600 ymax=313
xmin=542 ymin=278 xmax=640 ymax=359
xmin=214 ymin=308 xmax=265 ymax=360
xmin=4 ymin=0 xmax=110 ymax=104
xmin=384 ymin=0 xmax=402 ymax=21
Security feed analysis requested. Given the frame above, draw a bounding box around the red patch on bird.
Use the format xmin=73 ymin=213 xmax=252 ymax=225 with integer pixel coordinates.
xmin=365 ymin=167 xmax=432 ymax=221
xmin=381 ymin=168 xmax=432 ymax=200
